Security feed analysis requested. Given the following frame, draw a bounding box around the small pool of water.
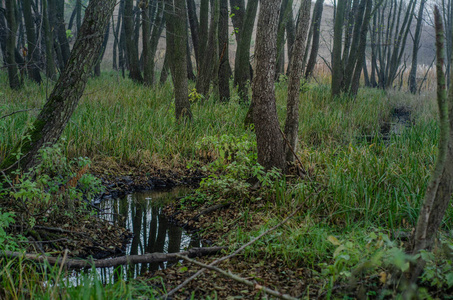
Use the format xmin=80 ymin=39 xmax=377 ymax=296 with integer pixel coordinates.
xmin=70 ymin=187 xmax=196 ymax=284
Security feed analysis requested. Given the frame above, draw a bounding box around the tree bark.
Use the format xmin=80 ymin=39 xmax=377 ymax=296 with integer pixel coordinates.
xmin=43 ymin=0 xmax=57 ymax=79
xmin=5 ymin=0 xmax=21 ymax=89
xmin=164 ymin=0 xmax=192 ymax=120
xmin=234 ymin=0 xmax=258 ymax=103
xmin=305 ymin=0 xmax=324 ymax=79
xmin=218 ymin=0 xmax=230 ymax=102
xmin=331 ymin=0 xmax=346 ymax=98
xmin=0 ymin=0 xmax=117 ymax=172
xmin=142 ymin=0 xmax=153 ymax=85
xmin=22 ymin=0 xmax=42 ymax=84
xmin=410 ymin=6 xmax=453 ymax=280
xmin=186 ymin=0 xmax=200 ymax=67
xmin=284 ymin=0 xmax=311 ymax=164
xmin=408 ymin=0 xmax=426 ymax=94
xmin=252 ymin=0 xmax=286 ymax=172
xmin=125 ymin=0 xmax=143 ymax=82
xmin=55 ymin=0 xmax=71 ymax=67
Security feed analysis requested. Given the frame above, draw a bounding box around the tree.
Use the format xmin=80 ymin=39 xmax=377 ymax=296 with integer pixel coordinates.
xmin=234 ymin=0 xmax=258 ymax=102
xmin=124 ymin=0 xmax=143 ymax=83
xmin=5 ymin=0 xmax=21 ymax=89
xmin=252 ymin=0 xmax=285 ymax=172
xmin=164 ymin=0 xmax=192 ymax=120
xmin=22 ymin=0 xmax=41 ymax=84
xmin=43 ymin=0 xmax=57 ymax=79
xmin=410 ymin=5 xmax=453 ymax=280
xmin=218 ymin=0 xmax=230 ymax=102
xmin=305 ymin=0 xmax=324 ymax=79
xmin=408 ymin=0 xmax=427 ymax=94
xmin=284 ymin=0 xmax=311 ymax=164
xmin=0 ymin=0 xmax=117 ymax=172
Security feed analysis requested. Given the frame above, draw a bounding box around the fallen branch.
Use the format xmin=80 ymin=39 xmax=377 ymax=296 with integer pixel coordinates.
xmin=0 ymin=108 xmax=39 ymax=121
xmin=164 ymin=203 xmax=306 ymax=298
xmin=175 ymin=254 xmax=298 ymax=300
xmin=0 ymin=247 xmax=226 ymax=269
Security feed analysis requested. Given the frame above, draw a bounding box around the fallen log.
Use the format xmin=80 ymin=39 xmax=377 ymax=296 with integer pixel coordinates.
xmin=0 ymin=247 xmax=226 ymax=269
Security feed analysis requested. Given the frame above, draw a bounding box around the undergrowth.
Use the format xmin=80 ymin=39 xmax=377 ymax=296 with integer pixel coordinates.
xmin=1 ymin=73 xmax=449 ymax=298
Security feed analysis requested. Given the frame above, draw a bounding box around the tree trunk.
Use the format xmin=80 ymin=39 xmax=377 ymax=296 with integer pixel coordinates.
xmin=0 ymin=0 xmax=117 ymax=172
xmin=186 ymin=0 xmax=200 ymax=67
xmin=305 ymin=0 xmax=324 ymax=79
xmin=234 ymin=0 xmax=258 ymax=103
xmin=125 ymin=0 xmax=143 ymax=82
xmin=331 ymin=0 xmax=346 ymax=98
xmin=218 ymin=0 xmax=230 ymax=102
xmin=229 ymin=0 xmax=245 ymax=43
xmin=252 ymin=0 xmax=285 ymax=172
xmin=408 ymin=0 xmax=426 ymax=94
xmin=5 ymin=0 xmax=21 ymax=89
xmin=94 ymin=22 xmax=110 ymax=77
xmin=284 ymin=0 xmax=311 ymax=164
xmin=164 ymin=0 xmax=192 ymax=120
xmin=410 ymin=6 xmax=453 ymax=280
xmin=142 ymin=0 xmax=153 ymax=85
xmin=22 ymin=0 xmax=42 ymax=84
xmin=55 ymin=0 xmax=71 ymax=67
xmin=43 ymin=0 xmax=57 ymax=79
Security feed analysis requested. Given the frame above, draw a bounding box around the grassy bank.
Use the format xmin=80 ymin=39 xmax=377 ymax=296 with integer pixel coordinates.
xmin=1 ymin=72 xmax=449 ymax=298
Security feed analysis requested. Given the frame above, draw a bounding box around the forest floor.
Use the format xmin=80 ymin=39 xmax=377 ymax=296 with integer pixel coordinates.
xmin=3 ymin=74 xmax=453 ymax=298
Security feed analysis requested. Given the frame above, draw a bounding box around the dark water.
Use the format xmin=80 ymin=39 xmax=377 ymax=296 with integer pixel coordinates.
xmin=71 ymin=187 xmax=197 ymax=284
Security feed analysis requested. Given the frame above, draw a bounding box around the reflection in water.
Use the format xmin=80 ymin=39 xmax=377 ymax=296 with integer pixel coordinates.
xmin=81 ymin=187 xmax=199 ymax=283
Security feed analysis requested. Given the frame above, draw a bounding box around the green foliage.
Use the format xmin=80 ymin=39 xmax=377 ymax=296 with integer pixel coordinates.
xmin=0 ymin=210 xmax=21 ymax=251
xmin=184 ymin=133 xmax=282 ymax=205
xmin=2 ymin=143 xmax=103 ymax=226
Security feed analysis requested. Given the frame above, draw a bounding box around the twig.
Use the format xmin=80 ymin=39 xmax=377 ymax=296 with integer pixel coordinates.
xmin=18 ymin=238 xmax=69 ymax=244
xmin=175 ymin=254 xmax=298 ymax=300
xmin=164 ymin=203 xmax=305 ymax=298
xmin=0 ymin=108 xmax=39 ymax=120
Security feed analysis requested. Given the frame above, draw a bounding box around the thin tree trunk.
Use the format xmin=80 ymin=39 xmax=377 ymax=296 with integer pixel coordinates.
xmin=0 ymin=0 xmax=117 ymax=172
xmin=55 ymin=0 xmax=71 ymax=67
xmin=218 ymin=0 xmax=230 ymax=102
xmin=408 ymin=0 xmax=426 ymax=94
xmin=22 ymin=0 xmax=42 ymax=83
xmin=305 ymin=0 xmax=324 ymax=79
xmin=125 ymin=0 xmax=143 ymax=82
xmin=142 ymin=0 xmax=153 ymax=85
xmin=43 ymin=0 xmax=56 ymax=79
xmin=331 ymin=0 xmax=346 ymax=97
xmin=284 ymin=0 xmax=311 ymax=164
xmin=234 ymin=0 xmax=258 ymax=102
xmin=5 ymin=0 xmax=22 ymax=89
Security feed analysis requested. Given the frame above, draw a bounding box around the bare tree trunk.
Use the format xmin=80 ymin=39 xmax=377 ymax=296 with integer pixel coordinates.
xmin=234 ymin=0 xmax=258 ymax=103
xmin=305 ymin=0 xmax=324 ymax=79
xmin=5 ymin=0 xmax=21 ymax=89
xmin=55 ymin=0 xmax=71 ymax=67
xmin=408 ymin=0 xmax=426 ymax=94
xmin=0 ymin=0 xmax=117 ymax=173
xmin=125 ymin=0 xmax=143 ymax=82
xmin=284 ymin=0 xmax=311 ymax=164
xmin=331 ymin=0 xmax=346 ymax=98
xmin=218 ymin=0 xmax=230 ymax=102
xmin=22 ymin=0 xmax=42 ymax=84
xmin=43 ymin=0 xmax=57 ymax=79
xmin=411 ymin=6 xmax=453 ymax=280
xmin=142 ymin=0 xmax=153 ymax=85
xmin=252 ymin=0 xmax=285 ymax=172
xmin=186 ymin=0 xmax=200 ymax=67
xmin=164 ymin=0 xmax=192 ymax=120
